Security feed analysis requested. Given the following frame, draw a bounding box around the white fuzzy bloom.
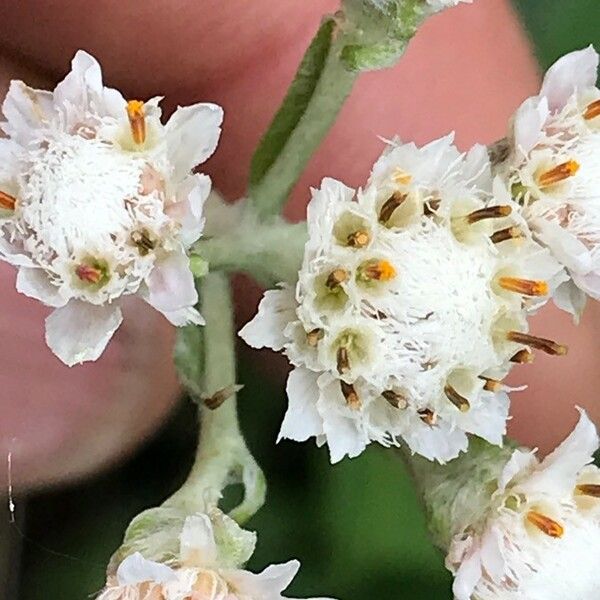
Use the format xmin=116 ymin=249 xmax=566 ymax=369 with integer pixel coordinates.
xmin=447 ymin=410 xmax=600 ymax=600
xmin=499 ymin=46 xmax=600 ymax=318
xmin=425 ymin=0 xmax=472 ymax=12
xmin=99 ymin=509 xmax=332 ymax=600
xmin=241 ymin=135 xmax=566 ymax=463
xmin=0 ymin=50 xmax=223 ymax=365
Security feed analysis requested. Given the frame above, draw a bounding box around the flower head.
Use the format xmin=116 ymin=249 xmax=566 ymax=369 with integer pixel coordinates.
xmin=446 ymin=410 xmax=600 ymax=600
xmin=241 ymin=135 xmax=566 ymax=463
xmin=498 ymin=46 xmax=600 ymax=318
xmin=0 ymin=50 xmax=223 ymax=365
xmin=99 ymin=509 xmax=331 ymax=600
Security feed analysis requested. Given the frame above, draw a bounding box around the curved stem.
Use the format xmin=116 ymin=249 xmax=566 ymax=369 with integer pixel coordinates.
xmin=165 ymin=273 xmax=265 ymax=524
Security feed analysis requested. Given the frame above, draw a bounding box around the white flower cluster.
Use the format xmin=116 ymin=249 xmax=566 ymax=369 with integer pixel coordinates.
xmin=99 ymin=509 xmax=331 ymax=600
xmin=497 ymin=46 xmax=600 ymax=318
xmin=0 ymin=51 xmax=222 ymax=365
xmin=425 ymin=0 xmax=472 ymax=12
xmin=241 ymin=135 xmax=567 ymax=463
xmin=448 ymin=410 xmax=600 ymax=600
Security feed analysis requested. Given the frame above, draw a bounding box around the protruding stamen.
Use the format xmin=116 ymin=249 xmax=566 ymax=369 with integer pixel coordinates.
xmin=306 ymin=328 xmax=323 ymax=347
xmin=392 ymin=168 xmax=412 ymax=185
xmin=203 ymin=384 xmax=243 ymax=411
xmin=337 ymin=346 xmax=350 ymax=375
xmin=424 ymin=198 xmax=441 ymax=216
xmin=418 ymin=409 xmax=437 ymax=426
xmin=526 ymin=511 xmax=564 ymax=538
xmin=491 ymin=227 xmax=524 ymax=244
xmin=0 ymin=191 xmax=16 ymax=211
xmin=127 ymin=100 xmax=146 ymax=145
xmin=507 ymin=331 xmax=568 ymax=356
xmin=479 ymin=376 xmax=503 ymax=393
xmin=326 ymin=268 xmax=349 ymax=290
xmin=538 ymin=160 xmax=580 ymax=187
xmin=357 ymin=259 xmax=396 ymax=282
xmin=467 ymin=205 xmax=512 ymax=224
xmin=444 ymin=384 xmax=470 ymax=412
xmin=584 ymin=99 xmax=600 ymax=121
xmin=379 ymin=192 xmax=407 ymax=223
xmin=347 ymin=230 xmax=370 ymax=248
xmin=340 ymin=381 xmax=360 ymax=410
xmin=131 ymin=229 xmax=156 ymax=255
xmin=510 ymin=349 xmax=534 ymax=364
xmin=498 ymin=277 xmax=549 ymax=297
xmin=382 ymin=390 xmax=408 ymax=409
xmin=576 ymin=484 xmax=600 ymax=498
xmin=76 ymin=264 xmax=103 ymax=284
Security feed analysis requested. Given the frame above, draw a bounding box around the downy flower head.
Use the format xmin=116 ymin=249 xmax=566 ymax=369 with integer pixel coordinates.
xmin=241 ymin=135 xmax=567 ymax=463
xmin=446 ymin=410 xmax=600 ymax=600
xmin=497 ymin=46 xmax=600 ymax=318
xmin=0 ymin=50 xmax=223 ymax=365
xmin=99 ymin=508 xmax=331 ymax=600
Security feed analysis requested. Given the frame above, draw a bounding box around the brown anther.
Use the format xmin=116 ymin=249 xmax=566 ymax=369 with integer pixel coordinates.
xmin=491 ymin=227 xmax=524 ymax=244
xmin=337 ymin=346 xmax=350 ymax=375
xmin=346 ymin=230 xmax=370 ymax=248
xmin=306 ymin=328 xmax=323 ymax=347
xmin=382 ymin=390 xmax=408 ymax=409
xmin=131 ymin=230 xmax=156 ymax=255
xmin=506 ymin=331 xmax=568 ymax=356
xmin=340 ymin=381 xmax=361 ymax=410
xmin=379 ymin=192 xmax=407 ymax=223
xmin=498 ymin=277 xmax=549 ymax=297
xmin=444 ymin=384 xmax=470 ymax=412
xmin=358 ymin=259 xmax=396 ymax=282
xmin=576 ymin=484 xmax=600 ymax=498
xmin=584 ymin=99 xmax=600 ymax=121
xmin=127 ymin=100 xmax=146 ymax=145
xmin=418 ymin=409 xmax=437 ymax=426
xmin=538 ymin=160 xmax=580 ymax=187
xmin=424 ymin=198 xmax=441 ymax=216
xmin=467 ymin=205 xmax=512 ymax=224
xmin=510 ymin=349 xmax=535 ymax=364
xmin=203 ymin=384 xmax=243 ymax=410
xmin=392 ymin=168 xmax=412 ymax=185
xmin=0 ymin=191 xmax=16 ymax=211
xmin=526 ymin=511 xmax=564 ymax=538
xmin=326 ymin=268 xmax=349 ymax=290
xmin=75 ymin=264 xmax=103 ymax=284
xmin=479 ymin=376 xmax=503 ymax=393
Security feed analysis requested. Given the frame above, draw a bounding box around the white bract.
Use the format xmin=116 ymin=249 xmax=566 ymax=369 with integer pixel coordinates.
xmin=241 ymin=135 xmax=566 ymax=463
xmin=447 ymin=410 xmax=600 ymax=600
xmin=99 ymin=509 xmax=331 ymax=600
xmin=0 ymin=50 xmax=223 ymax=365
xmin=499 ymin=46 xmax=600 ymax=318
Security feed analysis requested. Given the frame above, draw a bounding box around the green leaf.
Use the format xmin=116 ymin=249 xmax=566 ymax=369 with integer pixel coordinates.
xmin=249 ymin=17 xmax=336 ymax=190
xmin=174 ymin=323 xmax=205 ymax=398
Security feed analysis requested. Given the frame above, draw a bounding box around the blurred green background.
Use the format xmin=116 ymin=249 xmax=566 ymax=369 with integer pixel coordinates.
xmin=9 ymin=2 xmax=600 ymax=599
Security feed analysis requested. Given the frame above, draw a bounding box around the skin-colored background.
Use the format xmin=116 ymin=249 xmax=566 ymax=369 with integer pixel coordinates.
xmin=0 ymin=1 xmax=599 ymax=598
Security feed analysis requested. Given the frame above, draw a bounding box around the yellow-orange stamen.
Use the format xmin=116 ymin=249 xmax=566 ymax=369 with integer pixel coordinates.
xmin=584 ymin=99 xmax=600 ymax=121
xmin=340 ymin=381 xmax=360 ymax=410
xmin=507 ymin=331 xmax=568 ymax=356
xmin=0 ymin=191 xmax=16 ymax=211
xmin=526 ymin=511 xmax=564 ymax=538
xmin=576 ymin=484 xmax=600 ymax=498
xmin=538 ymin=160 xmax=580 ymax=188
xmin=76 ymin=264 xmax=103 ymax=284
xmin=358 ymin=259 xmax=396 ymax=282
xmin=326 ymin=268 xmax=349 ymax=289
xmin=479 ymin=376 xmax=503 ymax=393
xmin=444 ymin=384 xmax=470 ymax=412
xmin=498 ymin=277 xmax=549 ymax=297
xmin=379 ymin=192 xmax=407 ymax=224
xmin=467 ymin=205 xmax=512 ymax=224
xmin=127 ymin=100 xmax=146 ymax=145
xmin=306 ymin=328 xmax=323 ymax=347
xmin=491 ymin=227 xmax=524 ymax=244
xmin=382 ymin=390 xmax=408 ymax=409
xmin=418 ymin=408 xmax=437 ymax=426
xmin=510 ymin=349 xmax=534 ymax=364
xmin=392 ymin=168 xmax=412 ymax=185
xmin=347 ymin=230 xmax=370 ymax=248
